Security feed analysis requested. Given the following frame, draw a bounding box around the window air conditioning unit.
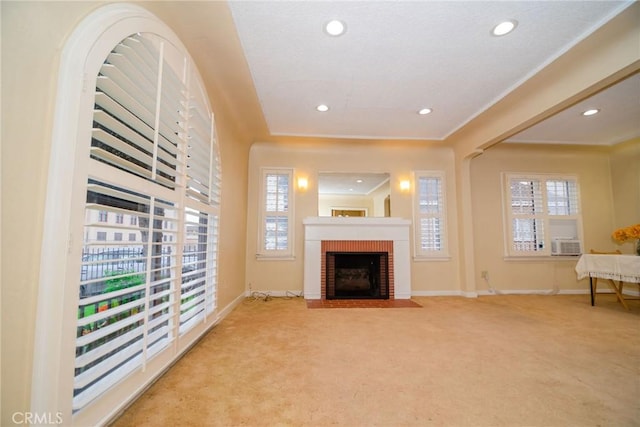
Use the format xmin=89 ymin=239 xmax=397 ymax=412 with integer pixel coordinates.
xmin=551 ymin=239 xmax=582 ymax=256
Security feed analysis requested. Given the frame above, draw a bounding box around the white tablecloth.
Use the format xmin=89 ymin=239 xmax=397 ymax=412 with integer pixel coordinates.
xmin=575 ymin=254 xmax=640 ymax=283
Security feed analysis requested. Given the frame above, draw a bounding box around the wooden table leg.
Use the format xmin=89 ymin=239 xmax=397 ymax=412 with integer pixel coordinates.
xmin=606 ymin=278 xmax=629 ymax=310
xmin=590 ymin=277 xmax=594 ymax=306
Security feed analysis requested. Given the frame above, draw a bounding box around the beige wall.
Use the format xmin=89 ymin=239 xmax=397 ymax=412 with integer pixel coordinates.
xmin=1 ymin=1 xmax=249 ymax=423
xmin=245 ymin=141 xmax=460 ymax=294
xmin=371 ymin=183 xmax=391 ymax=217
xmin=470 ymin=143 xmax=618 ymax=292
xmin=2 ymin=1 xmax=100 ymax=421
xmin=609 ymin=138 xmax=640 ymax=254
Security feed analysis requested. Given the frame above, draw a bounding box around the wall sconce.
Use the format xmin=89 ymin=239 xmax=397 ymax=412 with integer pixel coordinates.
xmin=297 ymin=177 xmax=308 ymax=191
xmin=400 ymin=180 xmax=411 ymax=192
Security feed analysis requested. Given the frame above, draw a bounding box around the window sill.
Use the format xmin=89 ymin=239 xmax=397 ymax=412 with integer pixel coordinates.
xmin=255 ymin=254 xmax=296 ymax=261
xmin=413 ymin=255 xmax=451 ymax=262
xmin=503 ymin=255 xmax=581 ymax=262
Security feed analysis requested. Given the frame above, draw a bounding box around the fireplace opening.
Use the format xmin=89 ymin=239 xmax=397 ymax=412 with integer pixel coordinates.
xmin=326 ymin=252 xmax=389 ymax=299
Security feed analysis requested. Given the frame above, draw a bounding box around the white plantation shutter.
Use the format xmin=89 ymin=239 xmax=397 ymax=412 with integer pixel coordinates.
xmin=509 ymin=177 xmax=545 ymax=253
xmin=179 ymin=66 xmax=220 ymax=334
xmin=77 ymin=182 xmax=177 ymax=409
xmin=414 ymin=171 xmax=447 ymax=257
xmin=74 ymin=33 xmax=220 ymax=411
xmin=546 ymin=180 xmax=579 ymax=215
xmin=259 ymin=169 xmax=292 ymax=255
xmin=505 ymin=174 xmax=581 ymax=256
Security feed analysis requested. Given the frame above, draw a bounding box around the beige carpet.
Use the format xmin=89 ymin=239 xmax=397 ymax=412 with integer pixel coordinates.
xmin=111 ymin=294 xmax=639 ymax=427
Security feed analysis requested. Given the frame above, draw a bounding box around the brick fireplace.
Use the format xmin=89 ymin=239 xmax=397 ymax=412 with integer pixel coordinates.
xmin=323 ymin=240 xmax=393 ymax=299
xmin=303 ymin=217 xmax=411 ymax=300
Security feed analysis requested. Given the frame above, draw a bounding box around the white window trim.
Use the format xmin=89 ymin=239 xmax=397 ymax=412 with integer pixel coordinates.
xmin=412 ymin=170 xmax=449 ymax=260
xmin=502 ymin=172 xmax=583 ymax=258
xmin=257 ymin=167 xmax=295 ymax=259
xmin=33 ymin=4 xmax=221 ymax=425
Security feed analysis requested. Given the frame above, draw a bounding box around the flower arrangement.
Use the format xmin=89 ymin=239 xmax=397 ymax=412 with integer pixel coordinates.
xmin=612 ymin=223 xmax=640 ymax=255
xmin=612 ymin=223 xmax=640 ymax=242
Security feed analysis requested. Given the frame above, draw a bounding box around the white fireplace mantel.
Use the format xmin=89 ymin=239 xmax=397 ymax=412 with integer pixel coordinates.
xmin=303 ymin=217 xmax=412 ymax=299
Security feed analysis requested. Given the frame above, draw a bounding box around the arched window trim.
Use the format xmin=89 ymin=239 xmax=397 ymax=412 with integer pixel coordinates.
xmin=33 ymin=4 xmax=220 ymax=425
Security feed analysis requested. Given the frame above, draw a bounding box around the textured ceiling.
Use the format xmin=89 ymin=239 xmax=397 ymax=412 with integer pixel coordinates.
xmin=507 ymin=72 xmax=640 ymax=145
xmin=228 ymin=1 xmax=637 ymax=144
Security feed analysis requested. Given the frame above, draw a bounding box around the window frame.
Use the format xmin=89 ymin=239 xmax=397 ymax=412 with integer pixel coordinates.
xmin=412 ymin=170 xmax=449 ymax=260
xmin=257 ymin=167 xmax=294 ymax=259
xmin=502 ymin=172 xmax=583 ymax=258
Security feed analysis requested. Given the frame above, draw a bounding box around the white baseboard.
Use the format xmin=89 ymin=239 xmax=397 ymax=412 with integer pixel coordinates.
xmin=245 ymin=290 xmax=305 ymax=298
xmin=475 ymin=289 xmax=639 ymax=296
xmin=474 ymin=289 xmax=619 ymax=296
xmin=250 ymin=290 xmax=481 ymax=299
xmin=412 ymin=290 xmax=461 ymax=297
xmin=217 ymin=291 xmax=247 ymax=320
xmin=411 ymin=290 xmax=480 ymax=298
xmin=242 ymin=288 xmax=639 ymax=300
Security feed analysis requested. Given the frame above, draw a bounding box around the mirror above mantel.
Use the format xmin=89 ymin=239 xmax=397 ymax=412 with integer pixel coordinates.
xmin=318 ymin=172 xmax=391 ymax=217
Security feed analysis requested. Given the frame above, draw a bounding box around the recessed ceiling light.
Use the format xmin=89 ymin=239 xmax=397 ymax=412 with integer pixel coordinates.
xmin=492 ymin=20 xmax=518 ymax=36
xmin=316 ymin=104 xmax=329 ymax=112
xmin=356 ymin=179 xmax=363 ymax=183
xmin=325 ymin=19 xmax=346 ymax=36
xmin=582 ymin=109 xmax=600 ymax=116
xmin=418 ymin=108 xmax=433 ymax=115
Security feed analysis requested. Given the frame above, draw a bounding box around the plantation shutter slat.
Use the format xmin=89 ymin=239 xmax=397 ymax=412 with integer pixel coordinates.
xmin=73 ymin=354 xmax=143 ymax=411
xmin=84 ymin=202 xmax=149 ymax=219
xmin=97 ymin=69 xmax=156 ymax=123
xmin=75 ymin=325 xmax=144 ymax=369
xmin=89 ymin=147 xmax=151 ymax=181
xmin=187 ymin=156 xmax=212 ymax=185
xmin=113 ymin=43 xmax=157 ymax=77
xmin=106 ymin=52 xmax=157 ymax=98
xmin=93 ymin=110 xmax=154 ymax=152
xmin=86 ymin=182 xmax=150 ymax=206
xmin=95 ymin=91 xmax=181 ymax=153
xmin=77 ymin=281 xmax=146 ymax=307
xmin=74 ymin=339 xmax=144 ymax=389
xmin=120 ymin=37 xmax=159 ymax=76
xmin=76 ymin=311 xmax=145 ymax=350
xmin=78 ymin=297 xmax=145 ymax=329
xmin=92 ymin=128 xmax=154 ymax=166
xmin=94 ymin=92 xmax=154 ymax=140
xmin=186 ymin=179 xmax=209 ymax=197
xmin=189 ymin=111 xmax=211 ymax=140
xmin=97 ymin=78 xmax=182 ymax=153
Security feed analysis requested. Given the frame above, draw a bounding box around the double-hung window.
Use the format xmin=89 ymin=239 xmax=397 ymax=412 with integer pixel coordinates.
xmin=413 ymin=171 xmax=448 ymax=258
xmin=504 ymin=173 xmax=582 ymax=256
xmin=258 ymin=168 xmax=293 ymax=258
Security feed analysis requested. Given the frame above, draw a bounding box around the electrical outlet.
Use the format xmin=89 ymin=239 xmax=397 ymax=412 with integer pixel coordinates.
xmin=481 ymin=271 xmax=488 ymax=279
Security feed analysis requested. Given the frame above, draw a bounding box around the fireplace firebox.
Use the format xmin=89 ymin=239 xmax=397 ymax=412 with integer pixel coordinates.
xmin=326 ymin=252 xmax=389 ymax=299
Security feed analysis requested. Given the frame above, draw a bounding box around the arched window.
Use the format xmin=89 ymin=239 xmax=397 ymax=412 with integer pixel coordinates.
xmin=33 ymin=4 xmax=220 ymax=424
